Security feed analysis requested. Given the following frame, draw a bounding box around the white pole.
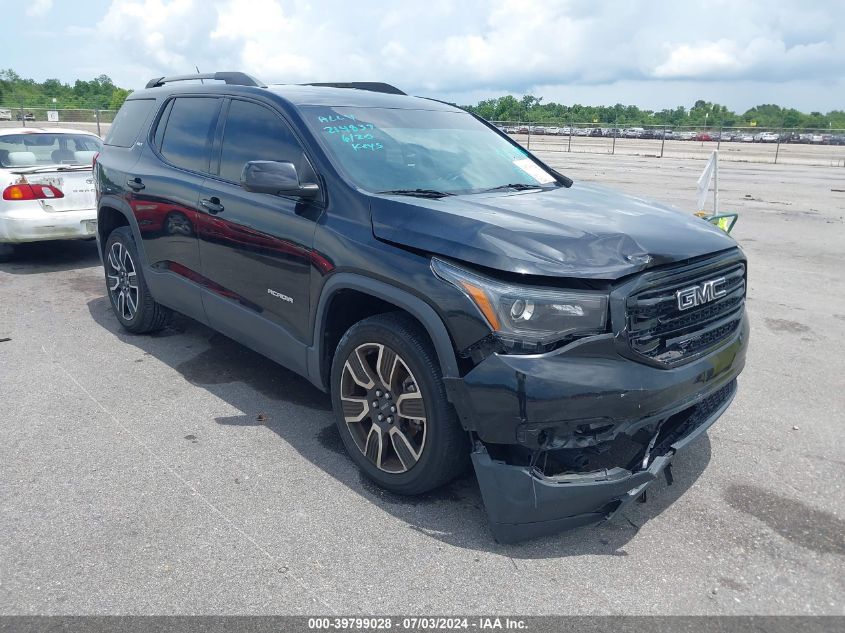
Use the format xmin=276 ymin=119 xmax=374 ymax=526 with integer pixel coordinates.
xmin=713 ymin=150 xmax=719 ymax=215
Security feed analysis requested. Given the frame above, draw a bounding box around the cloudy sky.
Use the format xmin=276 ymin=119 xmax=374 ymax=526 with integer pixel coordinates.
xmin=6 ymin=0 xmax=844 ymax=112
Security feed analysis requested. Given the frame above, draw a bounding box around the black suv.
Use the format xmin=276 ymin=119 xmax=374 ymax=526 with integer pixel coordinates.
xmin=95 ymin=72 xmax=749 ymax=542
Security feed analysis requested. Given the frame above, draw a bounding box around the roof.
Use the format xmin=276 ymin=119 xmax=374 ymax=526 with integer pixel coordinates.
xmin=0 ymin=127 xmax=101 ymax=137
xmin=129 ymin=81 xmax=462 ymax=113
xmin=266 ymin=85 xmax=461 ymax=111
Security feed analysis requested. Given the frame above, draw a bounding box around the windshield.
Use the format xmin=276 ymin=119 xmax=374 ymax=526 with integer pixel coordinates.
xmin=0 ymin=133 xmax=102 ymax=168
xmin=301 ymin=106 xmax=558 ymax=195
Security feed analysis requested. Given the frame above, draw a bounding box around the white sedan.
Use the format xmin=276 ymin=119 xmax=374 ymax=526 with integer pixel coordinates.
xmin=0 ymin=127 xmax=102 ymax=261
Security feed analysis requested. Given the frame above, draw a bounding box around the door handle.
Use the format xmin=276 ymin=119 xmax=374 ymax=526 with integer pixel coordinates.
xmin=126 ymin=177 xmax=145 ymax=191
xmin=200 ymin=197 xmax=224 ymax=214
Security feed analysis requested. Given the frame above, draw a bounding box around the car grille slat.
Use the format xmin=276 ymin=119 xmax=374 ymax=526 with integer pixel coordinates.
xmin=627 ymin=261 xmax=746 ymax=365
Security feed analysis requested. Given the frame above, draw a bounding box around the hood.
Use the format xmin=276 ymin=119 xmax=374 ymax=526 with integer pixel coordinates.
xmin=370 ymin=182 xmax=738 ymax=279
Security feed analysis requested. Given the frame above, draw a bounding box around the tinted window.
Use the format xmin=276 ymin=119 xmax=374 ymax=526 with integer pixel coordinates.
xmin=104 ymin=99 xmax=155 ymax=147
xmin=219 ymin=100 xmax=315 ymax=183
xmin=159 ymin=97 xmax=220 ymax=173
xmin=152 ymin=99 xmax=174 ymax=151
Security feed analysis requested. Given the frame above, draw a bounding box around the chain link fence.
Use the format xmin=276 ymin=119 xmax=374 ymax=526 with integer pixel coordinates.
xmin=0 ymin=105 xmax=116 ymax=137
xmin=2 ymin=105 xmax=844 ymax=167
xmin=490 ymin=121 xmax=845 ymax=167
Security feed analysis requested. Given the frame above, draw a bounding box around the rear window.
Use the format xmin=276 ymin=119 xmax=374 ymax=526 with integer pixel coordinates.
xmin=104 ymin=99 xmax=155 ymax=147
xmin=0 ymin=133 xmax=103 ymax=168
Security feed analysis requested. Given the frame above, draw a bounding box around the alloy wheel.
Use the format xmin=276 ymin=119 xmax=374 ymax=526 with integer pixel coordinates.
xmin=106 ymin=241 xmax=139 ymax=321
xmin=339 ymin=343 xmax=427 ymax=473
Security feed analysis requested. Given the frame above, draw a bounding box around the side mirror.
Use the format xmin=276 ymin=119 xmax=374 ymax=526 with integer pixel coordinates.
xmin=240 ymin=160 xmax=319 ymax=199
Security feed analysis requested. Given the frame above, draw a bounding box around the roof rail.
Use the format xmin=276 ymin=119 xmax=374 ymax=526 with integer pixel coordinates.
xmin=302 ymin=82 xmax=406 ymax=96
xmin=145 ymin=72 xmax=266 ymax=89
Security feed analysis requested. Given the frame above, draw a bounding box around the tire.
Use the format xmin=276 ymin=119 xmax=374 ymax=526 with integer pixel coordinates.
xmin=0 ymin=243 xmax=14 ymax=262
xmin=104 ymin=226 xmax=171 ymax=334
xmin=330 ymin=312 xmax=469 ymax=495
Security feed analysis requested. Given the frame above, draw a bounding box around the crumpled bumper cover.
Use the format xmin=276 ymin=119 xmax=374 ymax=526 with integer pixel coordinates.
xmin=449 ymin=314 xmax=749 ymax=448
xmin=472 ymin=379 xmax=737 ymax=543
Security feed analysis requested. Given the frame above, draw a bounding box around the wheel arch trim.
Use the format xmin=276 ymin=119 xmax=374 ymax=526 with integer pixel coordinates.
xmin=97 ymin=195 xmax=148 ymax=266
xmin=307 ymin=273 xmax=460 ymax=392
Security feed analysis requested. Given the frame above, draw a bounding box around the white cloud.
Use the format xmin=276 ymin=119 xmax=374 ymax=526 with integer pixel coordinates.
xmin=654 ymin=37 xmax=839 ymax=81
xmin=91 ymin=0 xmax=845 ymax=109
xmin=654 ymin=40 xmax=745 ymax=79
xmin=98 ymin=0 xmax=212 ymax=70
xmin=26 ymin=0 xmax=53 ymax=17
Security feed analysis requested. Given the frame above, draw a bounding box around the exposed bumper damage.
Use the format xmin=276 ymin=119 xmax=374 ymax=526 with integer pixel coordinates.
xmin=471 ymin=379 xmax=737 ymax=542
xmin=450 ymin=314 xmax=749 ymax=543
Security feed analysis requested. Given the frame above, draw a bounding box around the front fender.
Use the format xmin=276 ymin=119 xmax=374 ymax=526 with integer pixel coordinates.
xmin=306 ymin=272 xmax=460 ymax=392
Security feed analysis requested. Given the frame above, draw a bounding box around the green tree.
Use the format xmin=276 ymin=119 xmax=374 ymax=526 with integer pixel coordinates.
xmin=0 ymin=70 xmax=131 ymax=111
xmin=461 ymin=94 xmax=842 ymax=131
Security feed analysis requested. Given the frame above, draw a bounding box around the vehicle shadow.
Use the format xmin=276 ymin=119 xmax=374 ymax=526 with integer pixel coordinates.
xmin=0 ymin=239 xmax=100 ymax=274
xmin=87 ymin=296 xmax=712 ymax=558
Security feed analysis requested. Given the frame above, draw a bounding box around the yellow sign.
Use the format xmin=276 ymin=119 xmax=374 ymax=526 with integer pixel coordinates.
xmin=695 ymin=212 xmax=738 ymax=234
xmin=592 ymin=118 xmax=598 ymax=123
xmin=750 ymin=121 xmax=757 ymax=127
xmin=715 ymin=216 xmax=732 ymax=232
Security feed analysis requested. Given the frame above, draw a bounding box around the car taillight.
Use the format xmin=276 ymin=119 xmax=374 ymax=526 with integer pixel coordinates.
xmin=2 ymin=184 xmax=65 ymax=200
xmin=93 ymin=152 xmax=99 ymax=167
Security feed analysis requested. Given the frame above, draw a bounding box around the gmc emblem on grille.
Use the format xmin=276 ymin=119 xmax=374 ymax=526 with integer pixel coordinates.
xmin=676 ymin=277 xmax=727 ymax=311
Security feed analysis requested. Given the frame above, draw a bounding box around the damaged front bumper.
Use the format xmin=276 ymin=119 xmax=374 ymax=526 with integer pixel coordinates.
xmin=471 ymin=379 xmax=736 ymax=542
xmin=448 ymin=314 xmax=749 ymax=543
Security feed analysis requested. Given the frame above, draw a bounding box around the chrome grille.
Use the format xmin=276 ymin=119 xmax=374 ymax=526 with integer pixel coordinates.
xmin=627 ymin=261 xmax=745 ymax=365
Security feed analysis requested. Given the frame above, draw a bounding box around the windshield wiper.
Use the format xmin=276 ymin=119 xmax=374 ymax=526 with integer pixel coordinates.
xmin=377 ymin=188 xmax=454 ymax=199
xmin=480 ymin=183 xmax=548 ymax=193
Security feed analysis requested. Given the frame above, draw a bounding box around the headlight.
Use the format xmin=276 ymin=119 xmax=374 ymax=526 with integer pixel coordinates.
xmin=431 ymin=257 xmax=608 ymax=352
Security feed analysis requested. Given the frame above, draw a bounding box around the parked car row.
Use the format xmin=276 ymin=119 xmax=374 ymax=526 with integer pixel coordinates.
xmin=0 ymin=110 xmax=34 ymax=122
xmin=497 ymin=125 xmax=845 ymax=145
xmin=500 ymin=126 xmax=724 ymax=140
xmin=501 ymin=126 xmax=634 ymax=138
xmin=717 ymin=131 xmax=845 ymax=144
xmin=781 ymin=132 xmax=845 ymax=145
